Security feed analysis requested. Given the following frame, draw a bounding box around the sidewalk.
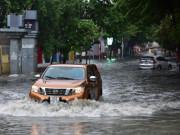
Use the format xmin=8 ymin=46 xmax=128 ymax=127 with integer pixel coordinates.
xmin=37 ymin=59 xmax=102 ymax=73
xmin=38 ymin=59 xmax=104 ymax=68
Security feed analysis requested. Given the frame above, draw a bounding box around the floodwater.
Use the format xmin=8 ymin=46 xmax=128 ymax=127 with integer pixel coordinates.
xmin=0 ymin=56 xmax=180 ymax=135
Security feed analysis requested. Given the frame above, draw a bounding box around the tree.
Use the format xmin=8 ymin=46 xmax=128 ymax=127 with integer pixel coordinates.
xmin=87 ymin=0 xmax=112 ymax=26
xmin=102 ymin=0 xmax=144 ymax=57
xmin=57 ymin=0 xmax=81 ymax=63
xmin=33 ymin=0 xmax=100 ymax=64
xmin=153 ymin=17 xmax=176 ymax=54
xmin=32 ymin=0 xmax=61 ymax=64
xmin=0 ymin=0 xmax=33 ymax=28
xmin=119 ymin=0 xmax=180 ymax=52
xmin=73 ymin=19 xmax=99 ymax=63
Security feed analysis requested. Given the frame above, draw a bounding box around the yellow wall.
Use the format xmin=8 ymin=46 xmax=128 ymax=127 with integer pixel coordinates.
xmin=2 ymin=54 xmax=10 ymax=74
xmin=0 ymin=45 xmax=2 ymax=75
xmin=0 ymin=45 xmax=10 ymax=74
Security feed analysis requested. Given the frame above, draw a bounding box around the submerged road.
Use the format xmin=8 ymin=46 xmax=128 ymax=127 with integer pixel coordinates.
xmin=0 ymin=55 xmax=180 ymax=135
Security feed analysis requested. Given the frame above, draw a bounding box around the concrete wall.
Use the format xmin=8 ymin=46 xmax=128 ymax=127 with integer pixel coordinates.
xmin=10 ymin=39 xmax=19 ymax=74
xmin=22 ymin=38 xmax=38 ymax=74
xmin=0 ymin=33 xmax=10 ymax=45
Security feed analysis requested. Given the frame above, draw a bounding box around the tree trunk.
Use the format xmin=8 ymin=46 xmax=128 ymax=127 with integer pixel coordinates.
xmin=63 ymin=52 xmax=67 ymax=64
xmin=79 ymin=52 xmax=82 ymax=63
xmin=168 ymin=50 xmax=171 ymax=56
xmin=63 ymin=57 xmax=66 ymax=63
xmin=50 ymin=53 xmax=55 ymax=65
xmin=59 ymin=52 xmax=62 ymax=63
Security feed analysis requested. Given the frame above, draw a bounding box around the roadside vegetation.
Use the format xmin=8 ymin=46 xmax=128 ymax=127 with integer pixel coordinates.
xmin=1 ymin=0 xmax=180 ymax=62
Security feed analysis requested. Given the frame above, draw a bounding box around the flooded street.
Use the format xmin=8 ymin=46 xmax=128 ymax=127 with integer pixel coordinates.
xmin=0 ymin=56 xmax=180 ymax=135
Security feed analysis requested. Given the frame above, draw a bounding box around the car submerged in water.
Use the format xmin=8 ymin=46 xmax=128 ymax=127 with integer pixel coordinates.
xmin=139 ymin=55 xmax=172 ymax=70
xmin=29 ymin=64 xmax=102 ymax=103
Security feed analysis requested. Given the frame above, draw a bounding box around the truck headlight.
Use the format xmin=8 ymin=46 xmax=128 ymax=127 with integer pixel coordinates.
xmin=31 ymin=85 xmax=40 ymax=93
xmin=31 ymin=86 xmax=45 ymax=95
xmin=73 ymin=87 xmax=85 ymax=94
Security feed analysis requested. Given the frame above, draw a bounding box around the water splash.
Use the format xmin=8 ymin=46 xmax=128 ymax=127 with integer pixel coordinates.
xmin=0 ymin=98 xmax=179 ymax=117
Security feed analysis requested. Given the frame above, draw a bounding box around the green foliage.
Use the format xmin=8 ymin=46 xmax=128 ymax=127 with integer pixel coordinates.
xmin=58 ymin=0 xmax=81 ymax=55
xmin=119 ymin=0 xmax=180 ymax=50
xmin=0 ymin=0 xmax=33 ymax=27
xmin=153 ymin=17 xmax=176 ymax=51
xmin=7 ymin=0 xmax=33 ymax=13
xmin=87 ymin=0 xmax=112 ymax=26
xmin=2 ymin=0 xmax=180 ymax=56
xmin=74 ymin=19 xmax=99 ymax=52
xmin=33 ymin=0 xmax=100 ymax=60
xmin=103 ymin=2 xmax=124 ymax=38
xmin=103 ymin=0 xmax=147 ymax=46
xmin=34 ymin=0 xmax=61 ymax=60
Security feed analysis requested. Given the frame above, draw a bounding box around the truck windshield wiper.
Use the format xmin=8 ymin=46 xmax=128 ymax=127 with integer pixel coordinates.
xmin=57 ymin=77 xmax=74 ymax=80
xmin=43 ymin=76 xmax=56 ymax=79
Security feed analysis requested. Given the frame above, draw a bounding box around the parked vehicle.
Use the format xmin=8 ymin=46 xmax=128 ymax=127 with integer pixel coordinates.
xmin=139 ymin=56 xmax=172 ymax=70
xmin=29 ymin=64 xmax=102 ymax=103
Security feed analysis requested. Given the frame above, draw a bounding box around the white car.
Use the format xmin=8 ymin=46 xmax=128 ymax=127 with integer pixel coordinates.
xmin=139 ymin=56 xmax=172 ymax=70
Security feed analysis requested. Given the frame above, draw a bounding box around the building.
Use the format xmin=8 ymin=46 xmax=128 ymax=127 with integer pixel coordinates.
xmin=0 ymin=10 xmax=39 ymax=75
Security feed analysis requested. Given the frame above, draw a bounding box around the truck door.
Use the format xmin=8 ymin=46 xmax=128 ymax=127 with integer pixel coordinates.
xmin=87 ymin=66 xmax=98 ymax=100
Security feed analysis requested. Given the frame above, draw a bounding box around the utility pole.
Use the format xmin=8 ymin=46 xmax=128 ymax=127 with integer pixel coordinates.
xmin=99 ymin=28 xmax=103 ymax=61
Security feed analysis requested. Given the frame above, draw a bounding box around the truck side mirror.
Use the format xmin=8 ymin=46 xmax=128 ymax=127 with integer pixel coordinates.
xmin=89 ymin=76 xmax=97 ymax=82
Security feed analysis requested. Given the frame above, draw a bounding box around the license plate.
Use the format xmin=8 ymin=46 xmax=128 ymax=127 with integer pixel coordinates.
xmin=50 ymin=97 xmax=59 ymax=103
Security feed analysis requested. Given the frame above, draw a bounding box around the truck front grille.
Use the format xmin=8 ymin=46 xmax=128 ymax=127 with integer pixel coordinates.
xmin=45 ymin=88 xmax=66 ymax=96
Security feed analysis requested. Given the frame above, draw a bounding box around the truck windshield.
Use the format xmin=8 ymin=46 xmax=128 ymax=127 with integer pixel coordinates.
xmin=42 ymin=67 xmax=85 ymax=80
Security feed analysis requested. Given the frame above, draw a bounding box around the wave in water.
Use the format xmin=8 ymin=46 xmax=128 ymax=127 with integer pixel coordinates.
xmin=0 ymin=97 xmax=180 ymax=117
